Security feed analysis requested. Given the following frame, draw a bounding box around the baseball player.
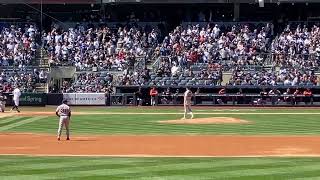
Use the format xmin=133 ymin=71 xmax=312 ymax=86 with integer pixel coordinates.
xmin=56 ymin=99 xmax=71 ymax=141
xmin=10 ymin=86 xmax=21 ymax=113
xmin=182 ymin=87 xmax=194 ymax=119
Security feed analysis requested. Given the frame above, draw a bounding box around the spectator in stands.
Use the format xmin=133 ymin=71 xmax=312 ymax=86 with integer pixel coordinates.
xmin=39 ymin=70 xmax=47 ymax=83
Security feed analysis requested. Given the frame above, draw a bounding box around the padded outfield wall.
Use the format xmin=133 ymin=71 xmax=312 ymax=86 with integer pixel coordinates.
xmin=3 ymin=85 xmax=320 ymax=106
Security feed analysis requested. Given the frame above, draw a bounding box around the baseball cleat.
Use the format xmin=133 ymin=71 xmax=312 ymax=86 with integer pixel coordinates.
xmin=57 ymin=137 xmax=60 ymax=141
xmin=66 ymin=138 xmax=70 ymax=140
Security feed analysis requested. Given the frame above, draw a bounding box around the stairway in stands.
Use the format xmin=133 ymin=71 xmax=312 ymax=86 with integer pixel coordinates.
xmin=34 ymin=47 xmax=50 ymax=93
xmin=37 ymin=47 xmax=49 ymax=67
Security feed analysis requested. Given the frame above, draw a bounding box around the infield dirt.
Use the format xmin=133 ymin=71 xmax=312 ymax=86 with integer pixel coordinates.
xmin=1 ymin=133 xmax=320 ymax=157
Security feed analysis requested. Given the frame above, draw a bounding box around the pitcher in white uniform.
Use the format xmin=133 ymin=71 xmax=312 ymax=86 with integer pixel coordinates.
xmin=10 ymin=86 xmax=21 ymax=113
xmin=56 ymin=99 xmax=71 ymax=141
xmin=182 ymin=87 xmax=194 ymax=119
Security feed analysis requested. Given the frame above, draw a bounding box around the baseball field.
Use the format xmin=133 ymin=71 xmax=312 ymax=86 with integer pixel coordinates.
xmin=1 ymin=106 xmax=320 ymax=179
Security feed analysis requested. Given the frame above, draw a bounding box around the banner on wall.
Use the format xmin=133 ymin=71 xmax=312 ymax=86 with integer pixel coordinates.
xmin=63 ymin=93 xmax=105 ymax=105
xmin=4 ymin=93 xmax=46 ymax=106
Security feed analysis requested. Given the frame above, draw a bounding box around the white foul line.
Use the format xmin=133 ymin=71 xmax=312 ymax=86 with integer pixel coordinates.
xmin=75 ymin=112 xmax=320 ymax=115
xmin=2 ymin=153 xmax=320 ymax=158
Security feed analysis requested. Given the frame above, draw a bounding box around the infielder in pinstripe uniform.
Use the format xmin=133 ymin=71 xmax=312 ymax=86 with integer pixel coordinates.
xmin=10 ymin=86 xmax=21 ymax=113
xmin=56 ymin=99 xmax=71 ymax=141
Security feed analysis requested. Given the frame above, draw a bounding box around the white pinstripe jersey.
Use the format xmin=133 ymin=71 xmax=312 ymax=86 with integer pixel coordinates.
xmin=184 ymin=90 xmax=192 ymax=105
xmin=56 ymin=103 xmax=71 ymax=116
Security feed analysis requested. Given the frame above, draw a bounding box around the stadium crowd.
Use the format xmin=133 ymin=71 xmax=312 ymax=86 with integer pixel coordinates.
xmin=0 ymin=23 xmax=47 ymax=93
xmin=271 ymin=24 xmax=320 ymax=70
xmin=51 ymin=22 xmax=320 ymax=92
xmin=43 ymin=24 xmax=159 ymax=71
xmin=1 ymin=21 xmax=320 ymax=93
xmin=0 ymin=24 xmax=38 ymax=67
xmin=228 ymin=23 xmax=320 ymax=86
xmin=228 ymin=68 xmax=317 ymax=86
xmin=0 ymin=68 xmax=47 ymax=93
xmin=59 ymin=72 xmax=113 ymax=93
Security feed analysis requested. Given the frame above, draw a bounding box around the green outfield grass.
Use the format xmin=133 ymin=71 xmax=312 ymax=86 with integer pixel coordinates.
xmin=0 ymin=156 xmax=320 ymax=180
xmin=1 ymin=107 xmax=320 ymax=135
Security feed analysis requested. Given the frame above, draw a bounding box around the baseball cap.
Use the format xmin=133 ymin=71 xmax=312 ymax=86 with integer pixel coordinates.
xmin=62 ymin=99 xmax=68 ymax=104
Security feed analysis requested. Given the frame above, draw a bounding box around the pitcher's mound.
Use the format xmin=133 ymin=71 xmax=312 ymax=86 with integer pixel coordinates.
xmin=158 ymin=117 xmax=250 ymax=124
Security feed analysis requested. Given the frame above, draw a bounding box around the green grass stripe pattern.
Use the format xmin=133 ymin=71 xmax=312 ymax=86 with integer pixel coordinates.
xmin=0 ymin=116 xmax=23 ymax=124
xmin=1 ymin=156 xmax=320 ymax=179
xmin=0 ymin=117 xmax=28 ymax=127
xmin=0 ymin=116 xmax=48 ymax=131
xmin=4 ymin=113 xmax=320 ymax=135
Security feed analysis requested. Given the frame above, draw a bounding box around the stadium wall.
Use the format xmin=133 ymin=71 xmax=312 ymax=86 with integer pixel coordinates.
xmin=3 ymin=89 xmax=320 ymax=107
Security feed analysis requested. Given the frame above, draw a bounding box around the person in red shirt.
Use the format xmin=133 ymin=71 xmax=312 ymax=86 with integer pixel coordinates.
xmin=303 ymin=88 xmax=313 ymax=105
xmin=118 ymin=49 xmax=126 ymax=61
xmin=190 ymin=50 xmax=198 ymax=63
xmin=149 ymin=87 xmax=158 ymax=106
xmin=217 ymin=87 xmax=226 ymax=104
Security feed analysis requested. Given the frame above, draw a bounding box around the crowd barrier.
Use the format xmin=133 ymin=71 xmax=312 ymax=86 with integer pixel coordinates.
xmin=3 ymin=92 xmax=320 ymax=107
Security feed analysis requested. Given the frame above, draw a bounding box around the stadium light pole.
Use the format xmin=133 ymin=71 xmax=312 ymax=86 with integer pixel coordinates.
xmin=258 ymin=0 xmax=264 ymax=7
xmin=40 ymin=0 xmax=43 ymax=66
xmin=40 ymin=0 xmax=43 ymax=33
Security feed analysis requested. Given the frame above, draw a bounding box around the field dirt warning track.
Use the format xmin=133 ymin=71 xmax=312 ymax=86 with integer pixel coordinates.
xmin=1 ymin=133 xmax=320 ymax=157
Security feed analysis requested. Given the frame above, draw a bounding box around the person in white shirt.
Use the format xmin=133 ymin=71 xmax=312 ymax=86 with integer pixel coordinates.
xmin=171 ymin=63 xmax=179 ymax=76
xmin=10 ymin=86 xmax=21 ymax=113
xmin=56 ymin=99 xmax=71 ymax=141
